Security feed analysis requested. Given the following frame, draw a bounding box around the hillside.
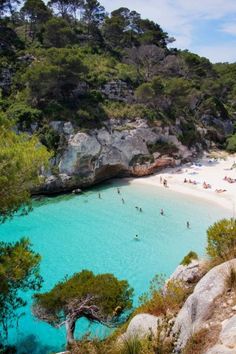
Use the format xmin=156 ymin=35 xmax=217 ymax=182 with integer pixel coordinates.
xmin=1 ymin=0 xmax=236 ymax=192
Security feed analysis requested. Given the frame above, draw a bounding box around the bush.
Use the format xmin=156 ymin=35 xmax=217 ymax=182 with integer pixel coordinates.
xmin=206 ymin=218 xmax=236 ymax=261
xmin=226 ymin=134 xmax=236 ymax=153
xmin=7 ymin=103 xmax=42 ymax=128
xmin=181 ymin=251 xmax=198 ymax=266
xmin=226 ymin=266 xmax=236 ymax=291
xmin=138 ymin=274 xmax=188 ymax=316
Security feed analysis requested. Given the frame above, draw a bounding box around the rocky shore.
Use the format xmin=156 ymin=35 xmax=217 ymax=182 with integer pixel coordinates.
xmin=35 ymin=115 xmax=233 ymax=195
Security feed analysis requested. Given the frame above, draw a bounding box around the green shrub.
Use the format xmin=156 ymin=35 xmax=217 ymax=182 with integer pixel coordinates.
xmin=181 ymin=251 xmax=198 ymax=266
xmin=226 ymin=266 xmax=236 ymax=291
xmin=206 ymin=218 xmax=236 ymax=261
xmin=226 ymin=134 xmax=236 ymax=152
xmin=7 ymin=103 xmax=42 ymax=128
xmin=147 ymin=141 xmax=178 ymax=155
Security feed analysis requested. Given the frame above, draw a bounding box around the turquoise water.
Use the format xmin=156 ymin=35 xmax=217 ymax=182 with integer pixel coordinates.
xmin=0 ymin=180 xmax=229 ymax=353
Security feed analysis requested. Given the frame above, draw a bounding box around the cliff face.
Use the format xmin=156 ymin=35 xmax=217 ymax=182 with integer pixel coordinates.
xmin=35 ymin=112 xmax=233 ymax=194
xmin=37 ymin=118 xmax=194 ymax=194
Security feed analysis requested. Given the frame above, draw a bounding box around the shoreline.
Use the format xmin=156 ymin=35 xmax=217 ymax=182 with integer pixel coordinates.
xmin=128 ymin=153 xmax=236 ymax=214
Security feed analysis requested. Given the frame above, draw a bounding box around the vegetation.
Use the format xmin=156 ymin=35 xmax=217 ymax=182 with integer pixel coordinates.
xmin=0 ymin=113 xmax=50 ymax=223
xmin=138 ymin=274 xmax=188 ymax=317
xmin=0 ymin=238 xmax=42 ymax=340
xmin=206 ymin=218 xmax=236 ymax=261
xmin=0 ymin=0 xmax=235 ymax=150
xmin=32 ymin=270 xmax=133 ymax=345
xmin=181 ymin=251 xmax=198 ymax=266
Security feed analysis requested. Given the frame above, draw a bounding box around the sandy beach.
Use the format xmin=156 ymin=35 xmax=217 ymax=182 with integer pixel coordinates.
xmin=130 ymin=152 xmax=236 ymax=214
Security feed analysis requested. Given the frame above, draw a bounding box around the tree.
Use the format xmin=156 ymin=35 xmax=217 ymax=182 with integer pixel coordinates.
xmin=125 ymin=45 xmax=166 ymax=81
xmin=43 ymin=17 xmax=76 ymax=47
xmin=20 ymin=0 xmax=51 ymax=41
xmin=0 ymin=113 xmax=50 ymax=222
xmin=103 ymin=7 xmax=141 ymax=49
xmin=23 ymin=48 xmax=87 ymax=106
xmin=32 ymin=270 xmax=133 ymax=345
xmin=82 ymin=0 xmax=105 ymax=32
xmin=47 ymin=0 xmax=70 ymax=18
xmin=0 ymin=238 xmax=42 ymax=339
xmin=206 ymin=218 xmax=236 ymax=260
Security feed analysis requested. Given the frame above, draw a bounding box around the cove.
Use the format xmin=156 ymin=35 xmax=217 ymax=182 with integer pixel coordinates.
xmin=0 ymin=180 xmax=229 ymax=353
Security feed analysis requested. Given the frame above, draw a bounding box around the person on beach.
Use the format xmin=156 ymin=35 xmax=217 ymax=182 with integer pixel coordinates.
xmin=160 ymin=176 xmax=163 ymax=184
xmin=187 ymin=221 xmax=190 ymax=229
xmin=160 ymin=208 xmax=164 ymax=216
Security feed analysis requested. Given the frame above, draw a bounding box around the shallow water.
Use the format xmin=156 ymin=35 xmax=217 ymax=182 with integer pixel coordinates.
xmin=0 ymin=180 xmax=229 ymax=353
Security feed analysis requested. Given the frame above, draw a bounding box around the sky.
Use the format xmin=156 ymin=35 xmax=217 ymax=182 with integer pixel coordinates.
xmin=102 ymin=0 xmax=236 ymax=63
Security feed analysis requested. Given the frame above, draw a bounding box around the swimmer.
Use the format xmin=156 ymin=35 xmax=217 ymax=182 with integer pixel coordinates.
xmin=187 ymin=221 xmax=190 ymax=229
xmin=98 ymin=193 xmax=101 ymax=199
xmin=134 ymin=234 xmax=139 ymax=241
xmin=135 ymin=206 xmax=139 ymax=210
xmin=160 ymin=208 xmax=164 ymax=216
xmin=122 ymin=198 xmax=125 ymax=204
xmin=117 ymin=188 xmax=120 ymax=194
xmin=139 ymin=208 xmax=143 ymax=212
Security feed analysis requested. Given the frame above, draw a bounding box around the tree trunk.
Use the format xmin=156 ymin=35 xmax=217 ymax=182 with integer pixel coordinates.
xmin=65 ymin=318 xmax=76 ymax=346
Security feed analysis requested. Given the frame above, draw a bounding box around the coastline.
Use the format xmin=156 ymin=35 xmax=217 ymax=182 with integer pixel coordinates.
xmin=128 ymin=153 xmax=236 ymax=214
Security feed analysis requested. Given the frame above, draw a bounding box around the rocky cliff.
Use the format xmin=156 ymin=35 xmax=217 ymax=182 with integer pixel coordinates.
xmin=120 ymin=259 xmax=236 ymax=354
xmin=36 ymin=114 xmax=233 ymax=194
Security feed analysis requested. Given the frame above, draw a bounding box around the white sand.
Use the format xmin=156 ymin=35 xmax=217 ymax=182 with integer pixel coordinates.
xmin=129 ymin=153 xmax=236 ymax=213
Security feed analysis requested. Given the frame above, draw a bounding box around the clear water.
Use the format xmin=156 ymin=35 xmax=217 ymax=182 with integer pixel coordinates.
xmin=0 ymin=180 xmax=229 ymax=353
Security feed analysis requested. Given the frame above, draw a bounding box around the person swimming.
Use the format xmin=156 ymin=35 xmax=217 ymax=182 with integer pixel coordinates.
xmin=160 ymin=208 xmax=164 ymax=216
xmin=187 ymin=221 xmax=190 ymax=229
xmin=134 ymin=234 xmax=139 ymax=241
xmin=122 ymin=198 xmax=125 ymax=204
xmin=139 ymin=208 xmax=143 ymax=212
xmin=98 ymin=193 xmax=101 ymax=199
xmin=117 ymin=188 xmax=120 ymax=194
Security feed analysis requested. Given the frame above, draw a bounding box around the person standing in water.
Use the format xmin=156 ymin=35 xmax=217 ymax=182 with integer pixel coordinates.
xmin=134 ymin=234 xmax=139 ymax=241
xmin=122 ymin=198 xmax=125 ymax=204
xmin=160 ymin=208 xmax=164 ymax=216
xmin=117 ymin=188 xmax=120 ymax=194
xmin=98 ymin=193 xmax=101 ymax=199
xmin=187 ymin=221 xmax=190 ymax=229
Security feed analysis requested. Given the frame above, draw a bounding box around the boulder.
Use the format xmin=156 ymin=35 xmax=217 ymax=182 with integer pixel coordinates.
xmin=206 ymin=315 xmax=236 ymax=354
xmin=120 ymin=314 xmax=159 ymax=340
xmin=173 ymin=259 xmax=236 ymax=350
xmin=168 ymin=260 xmax=203 ymax=284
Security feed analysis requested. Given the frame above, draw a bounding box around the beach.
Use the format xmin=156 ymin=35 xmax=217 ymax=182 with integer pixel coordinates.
xmin=129 ymin=153 xmax=236 ymax=214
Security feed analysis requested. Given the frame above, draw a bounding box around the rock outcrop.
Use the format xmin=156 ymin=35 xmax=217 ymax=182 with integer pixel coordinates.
xmin=120 ymin=314 xmax=160 ymax=340
xmin=173 ymin=259 xmax=236 ymax=350
xmin=206 ymin=315 xmax=236 ymax=354
xmin=37 ymin=118 xmax=193 ymax=194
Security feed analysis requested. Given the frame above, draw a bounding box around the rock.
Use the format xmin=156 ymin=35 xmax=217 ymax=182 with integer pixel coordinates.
xmin=36 ymin=118 xmax=195 ymax=194
xmin=63 ymin=122 xmax=74 ymax=135
xmin=232 ymin=306 xmax=236 ymax=311
xmin=167 ymin=260 xmax=203 ymax=284
xmin=72 ymin=188 xmax=82 ymax=194
xmin=120 ymin=314 xmax=160 ymax=340
xmin=206 ymin=316 xmax=236 ymax=354
xmin=173 ymin=259 xmax=236 ymax=350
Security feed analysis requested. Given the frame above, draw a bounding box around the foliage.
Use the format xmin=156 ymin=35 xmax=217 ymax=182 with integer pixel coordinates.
xmin=138 ymin=274 xmax=187 ymax=317
xmin=43 ymin=17 xmax=77 ymax=48
xmin=181 ymin=251 xmax=198 ymax=266
xmin=147 ymin=141 xmax=178 ymax=155
xmin=6 ymin=102 xmax=42 ymax=129
xmin=226 ymin=134 xmax=236 ymax=153
xmin=0 ymin=113 xmax=50 ymax=222
xmin=206 ymin=218 xmax=236 ymax=261
xmin=0 ymin=238 xmax=42 ymax=339
xmin=32 ymin=270 xmax=133 ymax=344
